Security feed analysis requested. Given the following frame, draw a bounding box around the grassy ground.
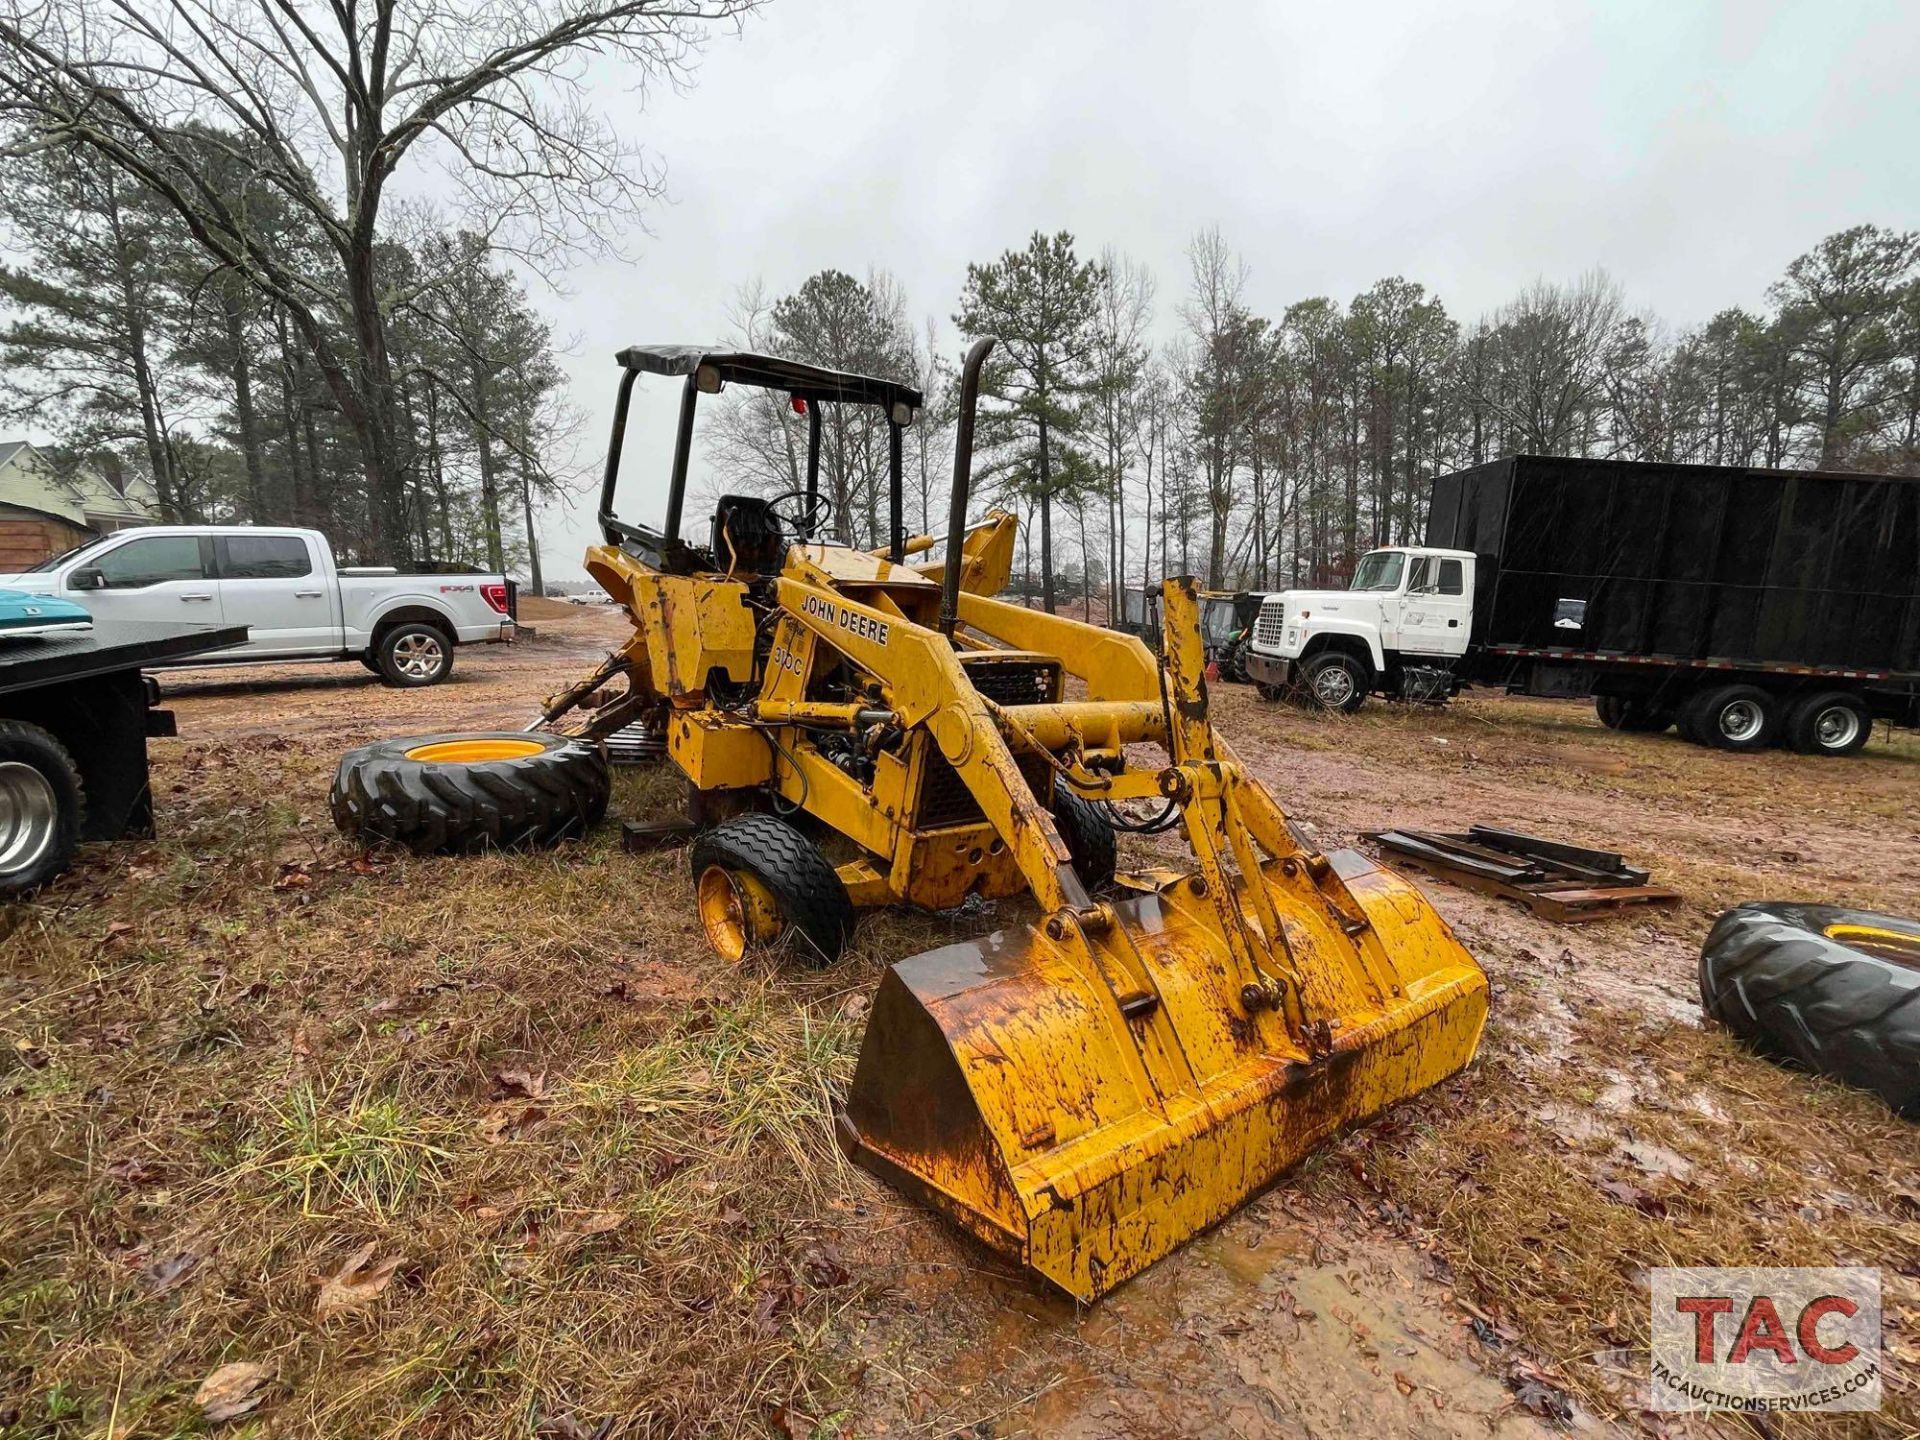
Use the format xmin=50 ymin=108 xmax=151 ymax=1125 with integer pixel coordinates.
xmin=3 ymin=620 xmax=1916 ymax=1436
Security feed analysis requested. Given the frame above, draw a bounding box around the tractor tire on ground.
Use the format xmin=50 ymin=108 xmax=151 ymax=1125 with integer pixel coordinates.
xmin=0 ymin=720 xmax=84 ymax=898
xmin=1051 ymin=787 xmax=1117 ymax=891
xmin=330 ymin=733 xmax=608 ymax=853
xmin=1784 ymin=690 xmax=1872 ymax=757
xmin=690 ymin=813 xmax=854 ymax=965
xmin=1683 ymin=684 xmax=1778 ymax=751
xmin=375 ymin=622 xmax=455 ymax=687
xmin=1595 ymin=695 xmax=1673 ymax=733
xmin=1297 ymin=651 xmax=1369 ymax=714
xmin=1701 ymin=902 xmax=1920 ymax=1118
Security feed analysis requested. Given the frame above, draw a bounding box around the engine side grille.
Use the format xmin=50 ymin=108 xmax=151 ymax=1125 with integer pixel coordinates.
xmin=959 ymin=654 xmax=1063 ymax=707
xmin=917 ymin=749 xmax=1054 ymax=829
xmin=1254 ymin=598 xmax=1286 ymax=649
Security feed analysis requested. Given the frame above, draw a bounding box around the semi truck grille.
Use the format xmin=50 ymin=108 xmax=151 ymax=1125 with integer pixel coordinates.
xmin=917 ymin=749 xmax=1054 ymax=829
xmin=958 ymin=654 xmax=1062 ymax=707
xmin=1254 ymin=599 xmax=1286 ymax=649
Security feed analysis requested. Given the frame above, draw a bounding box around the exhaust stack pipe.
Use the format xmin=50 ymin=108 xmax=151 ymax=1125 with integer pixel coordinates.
xmin=940 ymin=337 xmax=996 ymax=639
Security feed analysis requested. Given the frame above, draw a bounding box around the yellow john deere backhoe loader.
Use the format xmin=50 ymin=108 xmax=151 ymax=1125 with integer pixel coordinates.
xmin=336 ymin=338 xmax=1488 ymax=1302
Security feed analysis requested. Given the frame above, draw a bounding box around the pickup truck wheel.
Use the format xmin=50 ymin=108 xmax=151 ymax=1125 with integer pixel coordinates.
xmin=376 ymin=623 xmax=454 ymax=687
xmin=1298 ymin=652 xmax=1369 ymax=714
xmin=1685 ymin=684 xmax=1778 ymax=751
xmin=331 ymin=732 xmax=609 ymax=853
xmin=0 ymin=720 xmax=84 ymax=898
xmin=1784 ymin=691 xmax=1872 ymax=757
xmin=1701 ymin=902 xmax=1920 ymax=1117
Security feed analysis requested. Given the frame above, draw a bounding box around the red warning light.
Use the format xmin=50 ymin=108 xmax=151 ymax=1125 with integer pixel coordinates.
xmin=790 ymin=395 xmax=807 ymax=415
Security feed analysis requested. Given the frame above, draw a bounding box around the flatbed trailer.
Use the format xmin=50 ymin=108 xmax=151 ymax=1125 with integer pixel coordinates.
xmin=0 ymin=620 xmax=246 ymax=894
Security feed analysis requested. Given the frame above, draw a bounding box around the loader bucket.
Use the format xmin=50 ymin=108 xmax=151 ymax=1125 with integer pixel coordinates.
xmin=838 ymin=849 xmax=1487 ymax=1301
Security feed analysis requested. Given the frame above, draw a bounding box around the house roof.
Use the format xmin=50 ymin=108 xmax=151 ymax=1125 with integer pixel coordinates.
xmin=0 ymin=442 xmax=155 ymax=529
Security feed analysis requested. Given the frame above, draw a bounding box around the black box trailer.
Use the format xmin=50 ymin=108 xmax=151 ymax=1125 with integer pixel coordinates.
xmin=1425 ymin=455 xmax=1920 ymax=755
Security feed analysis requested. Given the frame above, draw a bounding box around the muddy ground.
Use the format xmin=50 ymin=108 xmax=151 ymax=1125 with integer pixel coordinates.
xmin=2 ymin=605 xmax=1915 ymax=1438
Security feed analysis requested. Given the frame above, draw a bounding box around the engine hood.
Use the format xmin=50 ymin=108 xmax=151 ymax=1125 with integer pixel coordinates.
xmin=1274 ymin=588 xmax=1372 ymax=613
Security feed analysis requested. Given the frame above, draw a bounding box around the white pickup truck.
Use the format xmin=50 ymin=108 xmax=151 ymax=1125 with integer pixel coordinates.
xmin=0 ymin=526 xmax=515 ymax=686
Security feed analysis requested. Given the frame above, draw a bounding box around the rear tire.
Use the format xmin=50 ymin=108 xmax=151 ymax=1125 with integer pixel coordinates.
xmin=376 ymin=622 xmax=455 ymax=687
xmin=1596 ymin=695 xmax=1672 ymax=733
xmin=690 ymin=813 xmax=854 ymax=965
xmin=1297 ymin=651 xmax=1369 ymax=714
xmin=0 ymin=720 xmax=84 ymax=898
xmin=1050 ymin=787 xmax=1117 ymax=890
xmin=1784 ymin=691 xmax=1872 ymax=758
xmin=331 ymin=732 xmax=608 ymax=852
xmin=1683 ymin=684 xmax=1778 ymax=751
xmin=1701 ymin=902 xmax=1920 ymax=1117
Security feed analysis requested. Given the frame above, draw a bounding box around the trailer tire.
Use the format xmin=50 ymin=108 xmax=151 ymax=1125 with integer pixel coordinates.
xmin=0 ymin=720 xmax=84 ymax=898
xmin=1298 ymin=651 xmax=1370 ymax=714
xmin=1700 ymin=902 xmax=1920 ymax=1118
xmin=1784 ymin=691 xmax=1872 ymax=758
xmin=1051 ymin=787 xmax=1117 ymax=891
xmin=375 ymin=621 xmax=455 ymax=687
xmin=1683 ymin=684 xmax=1778 ymax=751
xmin=1595 ymin=695 xmax=1672 ymax=733
xmin=331 ymin=732 xmax=608 ymax=853
xmin=691 ymin=813 xmax=854 ymax=965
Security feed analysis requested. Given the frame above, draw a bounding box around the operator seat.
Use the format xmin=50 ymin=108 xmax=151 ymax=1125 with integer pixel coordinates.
xmin=711 ymin=495 xmax=786 ymax=575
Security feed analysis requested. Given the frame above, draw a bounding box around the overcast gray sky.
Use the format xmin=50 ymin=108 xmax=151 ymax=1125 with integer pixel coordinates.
xmin=531 ymin=0 xmax=1920 ymax=578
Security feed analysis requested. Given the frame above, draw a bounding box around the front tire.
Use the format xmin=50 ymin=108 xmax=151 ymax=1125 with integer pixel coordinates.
xmin=376 ymin=622 xmax=455 ymax=687
xmin=1050 ymin=787 xmax=1117 ymax=891
xmin=690 ymin=814 xmax=854 ymax=965
xmin=1298 ymin=652 xmax=1369 ymax=714
xmin=0 ymin=720 xmax=84 ymax=898
xmin=1784 ymin=691 xmax=1872 ymax=757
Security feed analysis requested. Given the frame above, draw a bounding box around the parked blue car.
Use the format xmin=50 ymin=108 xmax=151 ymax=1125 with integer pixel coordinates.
xmin=0 ymin=587 xmax=91 ymax=640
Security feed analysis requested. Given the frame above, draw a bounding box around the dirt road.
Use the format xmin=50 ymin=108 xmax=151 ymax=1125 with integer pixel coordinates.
xmin=3 ymin=606 xmax=1913 ymax=1437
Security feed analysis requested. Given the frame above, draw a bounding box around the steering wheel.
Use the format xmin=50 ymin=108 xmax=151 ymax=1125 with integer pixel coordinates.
xmin=767 ymin=488 xmax=834 ymax=537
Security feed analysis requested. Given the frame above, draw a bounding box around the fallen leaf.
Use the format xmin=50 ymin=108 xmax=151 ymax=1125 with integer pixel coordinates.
xmin=315 ymin=1241 xmax=405 ymax=1319
xmin=478 ymin=1104 xmax=546 ymax=1144
xmin=534 ymin=1413 xmax=610 ymax=1440
xmin=494 ymin=1067 xmax=547 ymax=1100
xmin=143 ymin=1250 xmax=201 ymax=1295
xmin=802 ymin=1245 xmax=850 ymax=1288
xmin=105 ymin=1156 xmax=158 ymax=1186
xmin=1510 ymin=1375 xmax=1573 ymax=1422
xmin=103 ymin=921 xmax=134 ymax=942
xmin=1394 ymin=1371 xmax=1416 ymax=1396
xmin=13 ymin=1038 xmax=48 ymax=1070
xmin=196 ymin=1360 xmax=274 ymax=1422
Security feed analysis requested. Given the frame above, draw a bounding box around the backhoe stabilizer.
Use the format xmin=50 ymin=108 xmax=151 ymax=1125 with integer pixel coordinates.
xmin=838 ymin=851 xmax=1488 ymax=1301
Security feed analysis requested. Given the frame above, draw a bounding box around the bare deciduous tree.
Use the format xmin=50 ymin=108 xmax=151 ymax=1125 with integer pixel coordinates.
xmin=0 ymin=0 xmax=759 ymax=559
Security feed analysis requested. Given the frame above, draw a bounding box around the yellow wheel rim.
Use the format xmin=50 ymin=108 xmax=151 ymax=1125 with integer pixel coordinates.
xmin=696 ymin=864 xmax=782 ymax=963
xmin=1824 ymin=922 xmax=1920 ymax=970
xmin=405 ymin=738 xmax=546 ymax=763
